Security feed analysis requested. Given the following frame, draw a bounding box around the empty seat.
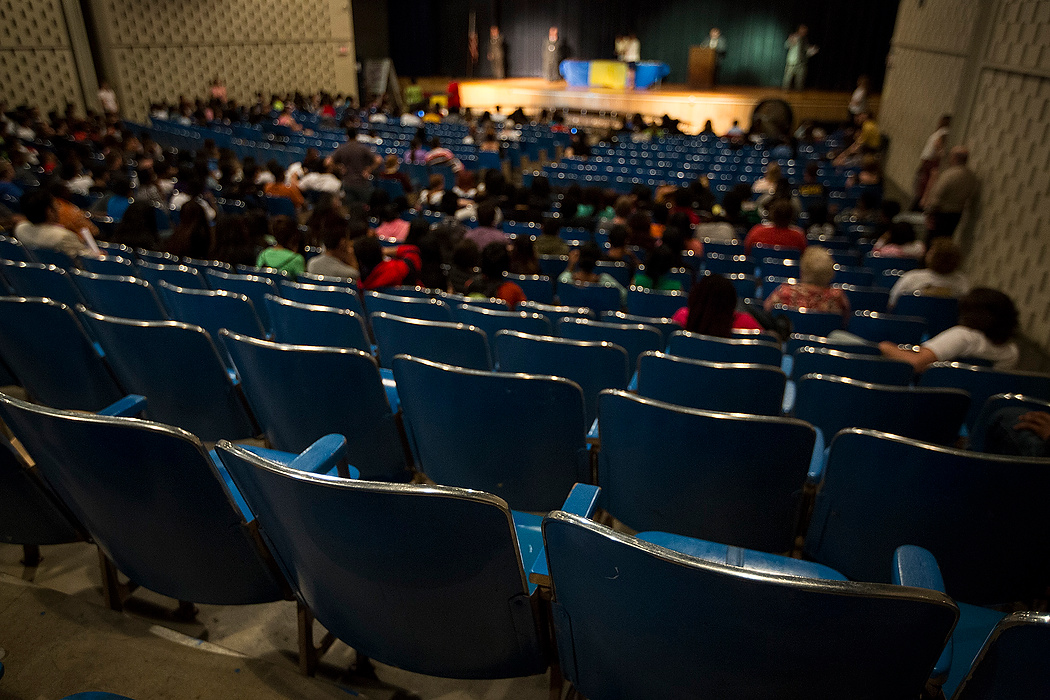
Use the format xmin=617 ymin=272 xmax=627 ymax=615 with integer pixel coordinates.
xmin=520 ymin=301 xmax=594 ymax=323
xmin=557 ymin=317 xmax=662 ymax=370
xmin=557 ymin=281 xmax=622 ymax=314
xmin=894 ymin=294 xmax=959 ymax=336
xmin=157 ymin=281 xmax=267 ymax=342
xmin=80 ymin=255 xmax=136 ymax=277
xmin=506 ymin=274 xmax=554 ymax=305
xmin=393 ymin=355 xmax=590 ymax=511
xmin=0 ymin=260 xmax=83 ymax=307
xmin=703 ymin=254 xmax=754 ymax=276
xmin=279 ymin=281 xmax=366 ymax=317
xmin=771 ymin=305 xmax=845 ymax=337
xmin=364 ymin=290 xmax=455 ymax=322
xmin=204 ymin=270 xmax=279 ymax=331
xmin=791 ymin=346 xmax=914 ymax=385
xmin=667 ymin=330 xmax=781 ymax=367
xmin=626 ymin=287 xmax=687 ymax=318
xmin=785 ymin=332 xmax=881 ymax=355
xmin=598 ymin=390 xmax=814 ymax=552
xmin=28 ymin=247 xmax=75 ymax=269
xmin=920 ymin=362 xmax=1050 ymax=431
xmin=838 ymin=284 xmax=890 ymax=313
xmin=0 ymin=431 xmax=83 ymax=552
xmin=849 ymin=310 xmax=926 ymax=345
xmin=70 ymin=271 xmax=168 ymax=321
xmin=371 ymin=312 xmax=491 ymax=370
xmin=602 ymin=311 xmax=680 ymax=344
xmin=0 ymin=234 xmax=31 ymax=262
xmin=264 ymin=295 xmax=369 ymax=352
xmin=637 ymin=352 xmax=786 ymax=416
xmin=134 ymin=261 xmax=208 ymax=290
xmin=453 ymin=304 xmax=553 ymax=344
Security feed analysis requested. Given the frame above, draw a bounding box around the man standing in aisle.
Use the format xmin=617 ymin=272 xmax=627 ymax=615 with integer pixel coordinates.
xmin=708 ymin=28 xmax=727 ymax=85
xmin=488 ymin=25 xmax=506 ymax=80
xmin=783 ymin=24 xmax=818 ymax=90
xmin=925 ymin=146 xmax=978 ymax=241
xmin=544 ymin=26 xmax=564 ymax=82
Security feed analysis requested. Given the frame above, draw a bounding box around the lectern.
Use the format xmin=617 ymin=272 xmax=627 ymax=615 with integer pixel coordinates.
xmin=688 ymin=46 xmax=717 ymax=90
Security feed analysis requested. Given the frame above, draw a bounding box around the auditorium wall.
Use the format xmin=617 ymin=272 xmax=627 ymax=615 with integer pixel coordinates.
xmin=880 ymin=0 xmax=1050 ymax=353
xmin=85 ymin=0 xmax=359 ymax=121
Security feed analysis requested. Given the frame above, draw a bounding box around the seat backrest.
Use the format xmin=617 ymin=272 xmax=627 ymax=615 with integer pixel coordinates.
xmin=80 ymin=255 xmax=136 ymax=277
xmin=70 ymin=271 xmax=168 ymax=321
xmin=157 ymin=281 xmax=266 ymax=342
xmin=668 ymin=330 xmax=782 ymax=367
xmin=220 ymin=331 xmax=407 ymax=481
xmin=806 ymin=429 xmax=1050 ymax=604
xmin=602 ymin=311 xmax=680 ymax=344
xmin=598 ymin=390 xmax=813 ymax=552
xmin=134 ymin=261 xmax=208 ymax=290
xmin=495 ymin=331 xmax=629 ymax=426
xmin=371 ymin=313 xmax=491 ymax=370
xmin=214 ymin=443 xmax=545 ymax=678
xmin=952 ymin=612 xmax=1050 ymax=700
xmin=626 ymin=287 xmax=687 ymax=319
xmin=837 ymin=284 xmax=890 ymax=313
xmin=0 ymin=297 xmax=123 ymax=410
xmin=507 ymin=274 xmax=554 ymax=305
xmin=264 ymin=295 xmax=369 ymax=352
xmin=279 ymin=281 xmax=366 ymax=316
xmin=84 ymin=311 xmax=257 ymax=440
xmin=520 ymin=301 xmax=594 ymax=323
xmin=557 ymin=317 xmax=662 ymax=371
xmin=204 ymin=270 xmax=279 ymax=331
xmin=364 ymin=290 xmax=454 ymax=322
xmin=453 ymin=305 xmax=553 ymax=348
xmin=0 ymin=393 xmax=285 ymax=605
xmin=795 ymin=374 xmax=968 ymax=446
xmin=785 ymin=332 xmax=881 ymax=355
xmin=392 ymin=355 xmax=588 ymax=511
xmin=0 ymin=433 xmax=83 ymax=546
xmin=557 ymin=281 xmax=621 ymax=314
xmin=849 ymin=310 xmax=927 ymax=345
xmin=894 ymin=294 xmax=959 ymax=336
xmin=0 ymin=234 xmax=31 ymax=262
xmin=637 ymin=352 xmax=786 ymax=416
xmin=28 ymin=247 xmax=75 ymax=269
xmin=792 ymin=346 xmax=914 ymax=385
xmin=771 ymin=304 xmax=845 ymax=337
xmin=0 ymin=260 xmax=83 ymax=307
xmin=543 ymin=512 xmax=957 ymax=700
xmin=921 ymin=362 xmax=1050 ymax=431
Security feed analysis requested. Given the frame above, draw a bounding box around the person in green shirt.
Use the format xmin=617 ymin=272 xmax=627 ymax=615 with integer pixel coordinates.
xmin=404 ymin=78 xmax=424 ymax=112
xmin=631 ymin=245 xmax=684 ymax=291
xmin=256 ymin=216 xmax=305 ymax=278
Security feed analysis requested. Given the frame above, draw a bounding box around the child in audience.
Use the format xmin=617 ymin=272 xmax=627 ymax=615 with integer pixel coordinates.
xmin=533 ymin=217 xmax=569 ymax=256
xmin=256 ymin=216 xmax=305 ymax=277
xmin=672 ymin=273 xmax=762 ymax=335
xmin=604 ymin=224 xmax=641 ymax=275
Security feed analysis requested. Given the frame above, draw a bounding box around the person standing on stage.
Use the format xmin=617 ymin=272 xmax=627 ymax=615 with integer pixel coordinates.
xmin=488 ymin=25 xmax=506 ymax=80
xmin=544 ymin=26 xmax=564 ymax=82
xmin=707 ymin=28 xmax=727 ymax=85
xmin=783 ymin=24 xmax=818 ymax=90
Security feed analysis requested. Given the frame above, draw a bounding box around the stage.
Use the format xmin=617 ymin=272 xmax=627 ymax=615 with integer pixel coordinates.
xmin=457 ymin=78 xmax=878 ymax=135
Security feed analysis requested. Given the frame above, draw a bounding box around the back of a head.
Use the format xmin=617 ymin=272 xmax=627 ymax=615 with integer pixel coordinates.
xmin=800 ymin=246 xmax=836 ymax=287
xmin=769 ymin=199 xmax=794 ymax=228
xmin=644 ymin=245 xmax=677 ymax=283
xmin=476 ymin=201 xmax=498 ymax=228
xmin=404 ymin=217 xmax=431 ymax=247
xmin=807 ymin=201 xmax=829 ymax=226
xmin=270 ymin=216 xmax=300 ymax=251
xmin=353 ymin=235 xmax=383 ymax=273
xmin=927 ymin=238 xmax=963 ymax=275
xmin=661 ymin=226 xmax=687 ymax=256
xmin=765 ymin=162 xmax=782 ymax=182
xmin=614 ymin=196 xmax=633 ymax=219
xmin=541 ymin=217 xmax=561 ymax=239
xmin=480 ymin=241 xmax=511 ymax=279
xmin=20 ymin=189 xmax=53 ymax=225
xmin=109 ymin=172 xmax=132 ymax=198
xmin=608 ymin=224 xmax=629 ymax=248
xmin=686 ymin=274 xmax=737 ymax=337
xmin=958 ymin=288 xmax=1018 ymax=344
xmin=627 ymin=210 xmax=651 ymax=236
xmin=452 ymin=239 xmax=481 ymax=270
xmin=577 ymin=242 xmax=601 ymax=274
xmin=267 ymin=159 xmax=284 ymax=182
xmin=320 ymin=216 xmax=351 ymax=251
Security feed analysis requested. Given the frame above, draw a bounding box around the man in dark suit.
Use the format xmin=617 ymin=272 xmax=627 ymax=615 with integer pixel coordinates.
xmin=708 ymin=27 xmax=727 ymax=85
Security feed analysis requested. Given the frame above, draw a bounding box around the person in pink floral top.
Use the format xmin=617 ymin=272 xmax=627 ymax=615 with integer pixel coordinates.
xmin=763 ymin=246 xmax=851 ymax=324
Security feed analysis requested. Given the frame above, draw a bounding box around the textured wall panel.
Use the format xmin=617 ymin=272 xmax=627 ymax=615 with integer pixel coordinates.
xmin=0 ymin=0 xmax=83 ymax=111
xmin=986 ymin=0 xmax=1050 ymax=73
xmin=891 ymin=0 xmax=981 ymax=55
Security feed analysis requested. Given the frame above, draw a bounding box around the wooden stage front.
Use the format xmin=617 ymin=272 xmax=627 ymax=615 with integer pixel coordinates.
xmin=458 ymin=78 xmax=878 ymax=135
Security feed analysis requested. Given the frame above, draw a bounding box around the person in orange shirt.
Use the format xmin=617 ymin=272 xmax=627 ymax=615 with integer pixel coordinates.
xmin=262 ymin=161 xmax=305 ymax=210
xmin=50 ymin=181 xmax=99 ymax=241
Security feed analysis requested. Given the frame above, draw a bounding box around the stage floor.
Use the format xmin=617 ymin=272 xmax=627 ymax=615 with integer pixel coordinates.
xmin=458 ymin=78 xmax=878 ymax=135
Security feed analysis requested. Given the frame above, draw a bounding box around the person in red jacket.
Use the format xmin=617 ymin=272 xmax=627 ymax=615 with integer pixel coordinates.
xmin=743 ymin=199 xmax=807 ymax=254
xmin=354 ymin=236 xmax=421 ymax=290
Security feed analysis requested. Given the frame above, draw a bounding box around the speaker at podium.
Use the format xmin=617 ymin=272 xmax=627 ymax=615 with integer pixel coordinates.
xmin=688 ymin=46 xmax=718 ymax=90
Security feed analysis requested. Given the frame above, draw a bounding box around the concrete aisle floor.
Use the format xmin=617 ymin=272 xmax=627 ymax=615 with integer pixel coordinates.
xmin=0 ymin=543 xmax=556 ymax=700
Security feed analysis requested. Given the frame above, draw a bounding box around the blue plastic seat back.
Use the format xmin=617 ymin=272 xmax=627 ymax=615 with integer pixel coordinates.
xmin=264 ymin=296 xmax=369 ymax=352
xmin=759 ymin=257 xmax=799 ymax=278
xmin=264 ymin=195 xmax=297 ymax=218
xmin=29 ymin=247 xmax=75 ymax=269
xmin=557 ymin=317 xmax=662 ymax=371
xmin=235 ymin=265 xmax=287 ymax=286
xmin=849 ymin=311 xmax=926 ymax=345
xmin=134 ymin=261 xmax=208 ymax=290
xmin=279 ymin=281 xmax=366 ymax=317
xmin=626 ymin=288 xmax=687 ymax=318
xmin=703 ymin=254 xmax=753 ymax=276
xmin=0 ymin=433 xmax=83 ymax=545
xmin=893 ymin=294 xmax=959 ymax=337
xmin=543 ymin=512 xmax=958 ymax=700
xmin=297 ymin=272 xmax=357 ymax=288
xmin=557 ymin=281 xmax=621 ymax=314
xmin=771 ymin=305 xmax=845 ymax=337
xmin=392 ymin=355 xmax=588 ymax=511
xmin=602 ymin=311 xmax=680 ymax=345
xmin=598 ymin=391 xmax=813 ymax=552
xmin=833 ymin=266 xmax=875 ymax=287
xmin=0 ymin=235 xmax=31 ymax=262
xmin=0 ymin=297 xmax=123 ymax=410
xmin=637 ymin=352 xmax=786 ymax=416
xmin=952 ymin=612 xmax=1050 ymax=700
xmin=80 ymin=255 xmax=136 ymax=277
xmin=371 ymin=313 xmax=491 ymax=370
xmin=796 ymin=374 xmax=968 ymax=447
xmin=220 ymin=332 xmax=407 ymax=481
xmin=70 ymin=271 xmax=168 ymax=321
xmin=838 ymin=285 xmax=890 ymax=313
xmin=157 ymin=281 xmax=266 ymax=342
xmin=596 ymin=260 xmax=631 ymax=287
xmin=538 ymin=255 xmax=568 ymax=278
xmin=453 ymin=305 xmax=552 ymax=349
xmin=0 ymin=393 xmax=285 ymax=605
xmin=204 ymin=270 xmax=279 ymax=331
xmin=806 ymin=429 xmax=1050 ymax=604
xmin=135 ymin=248 xmax=179 ymax=265
xmin=668 ymin=330 xmax=781 ymax=367
xmin=866 ymin=253 xmax=921 ymax=277
xmin=507 ymin=274 xmax=554 ymax=305
xmin=85 ymin=312 xmax=257 ymax=440
xmin=920 ymin=362 xmax=1050 ymax=431
xmin=792 ymin=346 xmax=914 ymax=385
xmin=753 ymin=244 xmax=801 ymax=261
xmin=364 ymin=290 xmax=455 ymax=322
xmin=214 ymin=444 xmax=546 ymax=678
xmin=0 ymin=261 xmax=84 ymax=307
xmin=785 ymin=332 xmax=881 ymax=355
xmin=520 ymin=301 xmax=594 ymax=324
xmin=495 ymin=331 xmax=630 ymax=426
xmin=720 ymin=272 xmax=758 ymax=299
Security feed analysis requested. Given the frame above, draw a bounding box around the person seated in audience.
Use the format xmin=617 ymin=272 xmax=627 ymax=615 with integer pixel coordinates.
xmin=672 ymin=273 xmax=763 ymax=334
xmin=90 ymin=172 xmax=133 ymax=223
xmin=464 ymin=202 xmax=508 ymax=250
xmin=297 ymin=160 xmax=342 ymax=195
xmin=804 ymin=201 xmax=835 ymax=238
xmin=374 ymin=204 xmax=410 ymax=242
xmin=453 ymin=171 xmax=478 ymax=202
xmin=559 ymin=242 xmax=628 ymax=304
xmin=112 ymin=201 xmax=160 ymax=251
xmin=466 ymin=242 xmax=527 ymax=308
xmin=874 ymin=222 xmax=925 ymax=259
xmin=888 ymin=238 xmax=970 ymax=308
xmin=13 ymin=189 xmax=90 ymax=258
xmin=509 ymin=236 xmax=541 ymax=276
xmin=0 ymin=161 xmax=24 ymax=202
xmin=763 ymin=246 xmax=851 ymax=324
xmin=212 ymin=213 xmax=257 ymax=267
xmin=166 ymin=200 xmax=213 ymax=259
xmin=743 ymin=200 xmax=808 ymax=254
xmin=796 ymin=161 xmax=826 ymax=200
xmin=626 ymin=210 xmax=656 ymax=251
xmin=256 ymin=216 xmax=305 ymax=277
xmin=263 ymin=161 xmax=305 ymax=210
xmin=403 ymin=138 xmax=428 ymax=165
xmin=354 ymin=234 xmax=420 ymax=290
xmin=879 ymin=287 xmax=1019 ymax=371
xmin=448 ymin=239 xmax=480 ymax=294
xmin=757 ymin=176 xmax=802 ymax=221
xmin=632 ymin=245 xmax=683 ymax=292
xmin=751 ymin=162 xmax=781 ymax=196
xmin=847 ymin=155 xmax=883 ymax=187
xmin=605 ymin=224 xmax=641 ymax=275
xmin=534 ymin=216 xmax=569 ymax=257
xmin=306 ymin=217 xmax=361 ymax=280
xmin=423 ymin=137 xmax=463 ymax=173
xmin=377 ymin=154 xmax=413 ymax=195
xmin=986 ymin=410 xmax=1050 ymax=458
xmin=416 ymin=174 xmax=446 ymax=211
xmin=49 ymin=180 xmax=98 ymax=241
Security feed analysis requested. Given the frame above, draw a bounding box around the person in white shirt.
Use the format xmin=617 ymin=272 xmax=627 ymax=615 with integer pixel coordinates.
xmin=848 ymin=75 xmax=870 ymax=117
xmin=98 ymin=82 xmax=119 ymax=116
xmin=913 ymin=114 xmax=951 ymax=209
xmin=888 ymin=238 xmax=970 ymax=308
xmin=298 ymin=163 xmax=343 ymax=194
xmin=13 ymin=190 xmax=89 ymax=259
xmin=880 ymin=287 xmax=1019 ymax=371
xmin=622 ymin=33 xmax=641 ymax=63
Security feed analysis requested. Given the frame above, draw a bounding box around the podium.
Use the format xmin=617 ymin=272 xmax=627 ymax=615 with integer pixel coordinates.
xmin=688 ymin=46 xmax=717 ymax=90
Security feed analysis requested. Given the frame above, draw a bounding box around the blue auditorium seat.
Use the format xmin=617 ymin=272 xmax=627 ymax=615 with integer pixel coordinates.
xmin=770 ymin=304 xmax=845 ymax=337
xmin=667 ymin=330 xmax=782 ymax=367
xmin=279 ymin=280 xmax=365 ymax=317
xmin=865 ymin=252 xmax=921 ymax=277
xmin=520 ymin=301 xmax=595 ymax=323
xmin=453 ymin=304 xmax=553 ymax=344
xmin=70 ymin=271 xmax=168 ymax=321
xmin=0 ymin=234 xmax=31 ymax=262
xmin=234 ymin=264 xmax=288 ymax=286
xmin=263 ymin=295 xmax=370 ymax=352
xmin=134 ymin=261 xmax=208 ymax=290
xmin=784 ymin=332 xmax=881 ymax=355
xmin=556 ymin=317 xmax=662 ymax=370
xmin=0 ymin=260 xmax=84 ymax=307
xmin=849 ymin=310 xmax=926 ymax=345
xmin=836 ymin=284 xmax=890 ymax=313
xmin=80 ymin=254 xmax=136 ymax=277
xmin=601 ymin=311 xmax=680 ymax=344
xmin=392 ymin=355 xmax=590 ymax=512
xmin=626 ymin=287 xmax=687 ymax=318
xmin=220 ymin=331 xmax=408 ymax=482
xmin=506 ymin=274 xmax=554 ymax=305
xmin=703 ymin=253 xmax=754 ymax=276
xmin=636 ymin=352 xmax=786 ymax=416
xmin=893 ymin=294 xmax=959 ymax=336
xmin=557 ymin=281 xmax=622 ymax=314
xmin=363 ymin=290 xmax=455 ymax=322
xmin=791 ymin=346 xmax=914 ymax=385
xmin=204 ymin=269 xmax=280 ymax=332
xmin=28 ymin=247 xmax=76 ymax=269
xmin=920 ymin=362 xmax=1050 ymax=431
xmin=371 ymin=313 xmax=492 ymax=370
xmin=157 ymin=281 xmax=267 ymax=342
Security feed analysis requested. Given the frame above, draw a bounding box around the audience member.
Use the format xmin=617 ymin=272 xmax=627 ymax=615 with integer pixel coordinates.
xmin=166 ymin=200 xmax=213 ymax=258
xmin=263 ymin=161 xmax=305 ymax=210
xmin=925 ymin=146 xmax=977 ymax=240
xmin=509 ymin=236 xmax=541 ymax=275
xmin=913 ymin=114 xmax=951 ymax=209
xmin=355 ymin=235 xmax=420 ymax=290
xmin=632 ymin=245 xmax=683 ymax=291
xmin=743 ymin=200 xmax=807 ymax=254
xmin=888 ymin=238 xmax=970 ymax=308
xmin=328 ymin=127 xmax=381 ymax=204
xmin=466 ymin=242 xmax=527 ymax=308
xmin=763 ymin=246 xmax=851 ymax=324
xmin=464 ymin=202 xmax=508 ymax=250
xmin=377 ymin=154 xmax=413 ymax=194
xmin=256 ymin=216 xmax=305 ymax=277
xmin=112 ymin=200 xmax=160 ymax=250
xmin=448 ymin=239 xmax=481 ymax=294
xmin=873 ymin=222 xmax=925 ymax=260
xmin=13 ymin=189 xmax=89 ymax=258
xmin=559 ymin=242 xmax=627 ymax=304
xmin=306 ymin=217 xmax=360 ymax=279
xmin=672 ymin=273 xmax=762 ymax=335
xmin=534 ymin=217 xmax=569 ymax=256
